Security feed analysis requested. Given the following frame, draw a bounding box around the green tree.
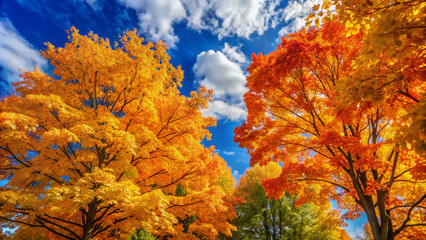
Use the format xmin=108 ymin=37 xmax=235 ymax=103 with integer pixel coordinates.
xmin=229 ymin=162 xmax=350 ymax=240
xmin=129 ymin=229 xmax=156 ymax=240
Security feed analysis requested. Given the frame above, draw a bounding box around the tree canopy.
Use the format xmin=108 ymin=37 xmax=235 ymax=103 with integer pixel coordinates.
xmin=231 ymin=162 xmax=350 ymax=240
xmin=235 ymin=21 xmax=425 ymax=240
xmin=308 ymin=0 xmax=426 ymax=155
xmin=0 ymin=28 xmax=237 ymax=240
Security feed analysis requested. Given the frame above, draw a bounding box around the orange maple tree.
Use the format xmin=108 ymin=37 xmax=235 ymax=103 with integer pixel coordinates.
xmin=307 ymin=0 xmax=426 ymax=156
xmin=235 ymin=22 xmax=426 ymax=240
xmin=0 ymin=28 xmax=237 ymax=240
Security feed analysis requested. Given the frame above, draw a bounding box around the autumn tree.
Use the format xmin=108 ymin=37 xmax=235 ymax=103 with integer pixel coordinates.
xmin=0 ymin=28 xmax=237 ymax=240
xmin=308 ymin=0 xmax=425 ymax=155
xmin=230 ymin=162 xmax=350 ymax=240
xmin=128 ymin=229 xmax=156 ymax=240
xmin=235 ymin=22 xmax=426 ymax=240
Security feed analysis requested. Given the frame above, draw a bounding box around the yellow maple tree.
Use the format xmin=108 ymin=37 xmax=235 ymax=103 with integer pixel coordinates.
xmin=0 ymin=28 xmax=237 ymax=240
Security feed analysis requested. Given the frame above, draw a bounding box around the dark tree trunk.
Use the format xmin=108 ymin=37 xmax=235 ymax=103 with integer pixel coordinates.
xmin=262 ymin=208 xmax=271 ymax=240
xmin=81 ymin=198 xmax=101 ymax=240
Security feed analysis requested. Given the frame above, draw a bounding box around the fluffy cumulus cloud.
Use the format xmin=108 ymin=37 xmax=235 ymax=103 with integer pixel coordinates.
xmin=193 ymin=50 xmax=246 ymax=99
xmin=118 ymin=0 xmax=186 ymax=48
xmin=202 ymin=100 xmax=247 ymax=122
xmin=193 ymin=46 xmax=248 ymax=121
xmin=0 ymin=19 xmax=47 ymax=85
xmin=278 ymin=0 xmax=321 ymax=36
xmin=221 ymin=43 xmax=247 ymax=65
xmin=207 ymin=0 xmax=282 ymax=39
xmin=116 ymin=0 xmax=283 ymax=47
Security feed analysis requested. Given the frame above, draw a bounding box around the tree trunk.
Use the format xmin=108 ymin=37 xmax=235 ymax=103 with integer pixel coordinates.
xmin=82 ymin=198 xmax=100 ymax=240
xmin=262 ymin=208 xmax=271 ymax=240
xmin=355 ymin=186 xmax=395 ymax=240
xmin=298 ymin=210 xmax=304 ymax=240
xmin=271 ymin=200 xmax=277 ymax=240
xmin=279 ymin=208 xmax=283 ymax=239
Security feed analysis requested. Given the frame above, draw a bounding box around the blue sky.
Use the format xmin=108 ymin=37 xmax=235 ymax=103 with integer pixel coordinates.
xmin=0 ymin=0 xmax=366 ymax=237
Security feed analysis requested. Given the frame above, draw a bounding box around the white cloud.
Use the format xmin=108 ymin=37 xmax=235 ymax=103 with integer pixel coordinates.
xmin=208 ymin=0 xmax=282 ymax=39
xmin=118 ymin=0 xmax=186 ymax=48
xmin=193 ymin=50 xmax=246 ymax=99
xmin=182 ymin=0 xmax=214 ymax=30
xmin=232 ymin=170 xmax=242 ymax=181
xmin=115 ymin=0 xmax=283 ymax=47
xmin=278 ymin=16 xmax=306 ymax=36
xmin=221 ymin=43 xmax=247 ymax=65
xmin=193 ymin=48 xmax=248 ymax=122
xmin=0 ymin=19 xmax=47 ymax=83
xmin=202 ymin=100 xmax=247 ymax=122
xmin=223 ymin=151 xmax=236 ymax=155
xmin=278 ymin=0 xmax=321 ymax=36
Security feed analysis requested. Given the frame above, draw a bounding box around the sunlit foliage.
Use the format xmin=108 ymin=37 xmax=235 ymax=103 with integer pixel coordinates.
xmin=308 ymin=0 xmax=426 ymax=156
xmin=0 ymin=28 xmax=237 ymax=240
xmin=235 ymin=21 xmax=425 ymax=240
xmin=231 ymin=162 xmax=350 ymax=240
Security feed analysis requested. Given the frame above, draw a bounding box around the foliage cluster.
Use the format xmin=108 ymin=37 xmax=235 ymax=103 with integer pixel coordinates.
xmin=0 ymin=28 xmax=237 ymax=240
xmin=236 ymin=1 xmax=425 ymax=239
xmin=230 ymin=162 xmax=350 ymax=240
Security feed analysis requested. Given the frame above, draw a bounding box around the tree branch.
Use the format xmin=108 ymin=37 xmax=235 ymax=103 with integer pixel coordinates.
xmin=36 ymin=216 xmax=79 ymax=240
xmin=44 ymin=213 xmax=83 ymax=227
xmin=289 ymin=178 xmax=351 ymax=193
xmin=167 ymin=200 xmax=204 ymax=209
xmin=393 ymin=194 xmax=426 ymax=236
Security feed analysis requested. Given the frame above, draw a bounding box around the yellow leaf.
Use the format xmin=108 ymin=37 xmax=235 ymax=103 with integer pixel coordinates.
xmin=306 ymin=12 xmax=316 ymax=21
xmin=315 ymin=18 xmax=320 ymax=27
xmin=312 ymin=4 xmax=320 ymax=11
